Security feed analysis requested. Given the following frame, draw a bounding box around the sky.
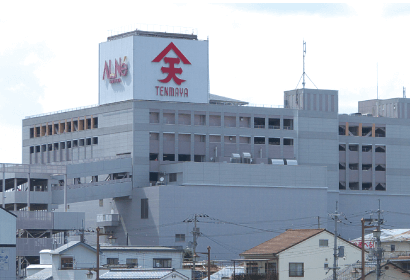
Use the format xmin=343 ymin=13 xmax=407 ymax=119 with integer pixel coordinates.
xmin=1 ymin=2 xmax=410 ymax=163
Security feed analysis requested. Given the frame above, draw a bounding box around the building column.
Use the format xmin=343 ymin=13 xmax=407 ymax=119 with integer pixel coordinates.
xmin=64 ymin=174 xmax=68 ymax=212
xmin=2 ymin=163 xmax=5 ymax=208
xmin=27 ymin=167 xmax=31 ymax=211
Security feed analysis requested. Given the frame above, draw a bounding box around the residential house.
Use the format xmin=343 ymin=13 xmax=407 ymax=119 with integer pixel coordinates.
xmin=100 ymin=269 xmax=190 ymax=280
xmin=363 ymin=262 xmax=410 ymax=280
xmin=240 ymin=229 xmax=362 ymax=280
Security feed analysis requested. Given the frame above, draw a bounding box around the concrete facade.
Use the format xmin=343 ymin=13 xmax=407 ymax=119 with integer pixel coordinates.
xmin=0 ymin=207 xmax=17 ymax=280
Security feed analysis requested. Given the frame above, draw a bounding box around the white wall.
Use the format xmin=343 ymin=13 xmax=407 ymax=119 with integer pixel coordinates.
xmin=278 ymin=231 xmax=361 ymax=280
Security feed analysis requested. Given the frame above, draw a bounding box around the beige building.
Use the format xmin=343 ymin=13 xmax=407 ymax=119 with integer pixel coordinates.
xmin=240 ymin=229 xmax=362 ymax=280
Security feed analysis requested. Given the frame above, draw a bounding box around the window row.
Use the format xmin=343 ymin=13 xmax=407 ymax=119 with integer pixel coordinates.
xmin=339 ymin=182 xmax=386 ymax=191
xmin=339 ymin=144 xmax=386 ymax=152
xmin=339 ymin=163 xmax=386 ymax=171
xmin=151 ymin=133 xmax=294 ymax=145
xmin=150 ymin=112 xmax=294 ymax=130
xmin=105 ymin=258 xmax=171 ymax=268
xmin=29 ymin=117 xmax=98 ymax=138
xmin=29 ymin=137 xmax=99 ymax=153
xmin=339 ymin=123 xmax=385 ymax=137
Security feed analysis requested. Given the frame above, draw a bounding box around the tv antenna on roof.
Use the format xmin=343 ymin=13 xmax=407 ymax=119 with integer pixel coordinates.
xmin=295 ymin=40 xmax=318 ymax=90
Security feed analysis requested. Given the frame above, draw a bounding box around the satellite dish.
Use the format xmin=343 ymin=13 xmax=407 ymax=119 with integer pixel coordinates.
xmin=159 ymin=177 xmax=164 ymax=182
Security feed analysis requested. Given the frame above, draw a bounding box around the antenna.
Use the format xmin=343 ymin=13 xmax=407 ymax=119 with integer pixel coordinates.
xmin=302 ymin=40 xmax=306 ymax=91
xmin=404 ymin=87 xmax=406 ymax=98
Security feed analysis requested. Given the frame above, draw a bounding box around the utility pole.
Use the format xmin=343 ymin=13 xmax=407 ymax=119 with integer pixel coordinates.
xmin=375 ymin=200 xmax=383 ymax=280
xmin=183 ymin=214 xmax=209 ymax=280
xmin=329 ymin=201 xmax=340 ymax=280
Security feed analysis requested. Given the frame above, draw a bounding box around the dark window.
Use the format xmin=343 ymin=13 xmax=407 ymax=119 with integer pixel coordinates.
xmin=169 ymin=173 xmax=177 ymax=182
xmin=375 ymin=165 xmax=386 ymax=171
xmin=339 ymin=144 xmax=346 ymax=151
xmin=30 ymin=146 xmax=34 ymax=154
xmin=67 ymin=141 xmax=72 ymax=149
xmin=107 ymin=258 xmax=119 ymax=265
xmin=79 ymin=139 xmax=85 ymax=146
xmin=339 ymin=163 xmax=346 ymax=170
xmin=284 ymin=139 xmax=294 ymax=146
xmin=375 ymin=146 xmax=386 ymax=153
xmin=289 ymin=263 xmax=304 ymax=277
xmin=349 ymin=163 xmax=359 ymax=170
xmin=93 ymin=117 xmax=98 ymax=128
xmin=30 ymin=128 xmax=34 ymax=138
xmin=254 ymin=117 xmax=265 ymax=128
xmin=349 ymin=182 xmax=359 ymax=190
xmin=254 ymin=137 xmax=265 ymax=144
xmin=54 ymin=143 xmax=59 ymax=150
xmin=283 ymin=119 xmax=293 ymax=130
xmin=35 ymin=146 xmax=40 ymax=153
xmin=268 ymin=118 xmax=280 ymax=129
xmin=339 ymin=182 xmax=346 ymax=190
xmin=126 ymin=258 xmax=138 ymax=267
xmin=194 ymin=155 xmax=205 ymax=162
xmin=93 ymin=137 xmax=98 ymax=145
xmin=163 ymin=154 xmax=175 ymax=161
xmin=42 ymin=144 xmax=47 ymax=152
xmin=149 ymin=172 xmax=158 ymax=182
xmin=175 ymin=234 xmax=185 ymax=242
xmin=362 ymin=127 xmax=372 ymax=136
xmin=73 ymin=140 xmax=78 ymax=147
xmin=362 ymin=145 xmax=372 ymax=152
xmin=391 ymin=245 xmax=395 ymax=252
xmin=86 ymin=138 xmax=91 ymax=145
xmin=265 ymin=263 xmax=277 ymax=274
xmin=349 ymin=145 xmax=359 ymax=151
xmin=178 ymin=154 xmax=190 ymax=161
xmin=60 ymin=142 xmax=65 ymax=149
xmin=269 ymin=138 xmax=280 ymax=145
xmin=150 ymin=153 xmax=159 ymax=161
xmin=246 ymin=263 xmax=258 ymax=275
xmin=375 ymin=127 xmax=386 ymax=137
xmin=61 ymin=257 xmax=73 ymax=269
xmin=362 ymin=183 xmax=372 ymax=190
xmin=87 ymin=118 xmax=92 ymax=129
xmin=339 ymin=125 xmax=346 ymax=135
xmin=362 ymin=164 xmax=372 ymax=171
xmin=349 ymin=126 xmax=358 ymax=136
xmin=141 ymin=198 xmax=148 ymax=219
xmin=376 ymin=183 xmax=386 ymax=191
xmin=153 ymin=258 xmax=171 ymax=268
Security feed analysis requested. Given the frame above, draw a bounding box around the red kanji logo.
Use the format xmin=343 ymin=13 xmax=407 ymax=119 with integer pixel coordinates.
xmin=152 ymin=42 xmax=191 ymax=86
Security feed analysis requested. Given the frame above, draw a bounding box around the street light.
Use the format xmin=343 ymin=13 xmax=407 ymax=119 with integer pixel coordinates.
xmin=373 ymin=229 xmax=381 ymax=239
xmin=86 ymin=270 xmax=94 ymax=279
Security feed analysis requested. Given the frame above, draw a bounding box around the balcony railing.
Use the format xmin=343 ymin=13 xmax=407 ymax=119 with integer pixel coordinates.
xmin=234 ymin=273 xmax=278 ymax=280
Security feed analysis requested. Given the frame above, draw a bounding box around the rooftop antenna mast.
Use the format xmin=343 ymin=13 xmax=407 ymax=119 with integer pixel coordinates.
xmin=403 ymin=86 xmax=406 ymax=98
xmin=302 ymin=40 xmax=306 ymax=91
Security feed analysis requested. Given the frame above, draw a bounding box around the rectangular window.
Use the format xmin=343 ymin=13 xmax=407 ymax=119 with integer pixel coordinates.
xmin=163 ymin=154 xmax=175 ymax=161
xmin=175 ymin=234 xmax=185 ymax=242
xmin=178 ymin=154 xmax=191 ymax=161
xmin=141 ymin=198 xmax=148 ymax=219
xmin=319 ymin=239 xmax=328 ymax=247
xmin=284 ymin=138 xmax=294 ymax=146
xmin=86 ymin=138 xmax=92 ymax=145
xmin=289 ymin=263 xmax=304 ymax=277
xmin=107 ymin=258 xmax=119 ymax=265
xmin=60 ymin=142 xmax=65 ymax=149
xmin=150 ymin=153 xmax=159 ymax=161
xmin=169 ymin=173 xmax=177 ymax=182
xmin=93 ymin=137 xmax=98 ymax=145
xmin=153 ymin=258 xmax=172 ymax=268
xmin=79 ymin=139 xmax=85 ymax=146
xmin=73 ymin=140 xmax=78 ymax=147
xmin=391 ymin=244 xmax=395 ymax=252
xmin=126 ymin=258 xmax=138 ymax=267
xmin=254 ymin=137 xmax=265 ymax=144
xmin=61 ymin=257 xmax=74 ymax=269
xmin=67 ymin=141 xmax=72 ymax=149
xmin=30 ymin=146 xmax=34 ymax=154
xmin=93 ymin=117 xmax=98 ymax=128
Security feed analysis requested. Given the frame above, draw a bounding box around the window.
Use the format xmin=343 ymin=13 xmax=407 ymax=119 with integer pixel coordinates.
xmin=67 ymin=141 xmax=72 ymax=149
xmin=153 ymin=258 xmax=172 ymax=268
xmin=86 ymin=138 xmax=91 ymax=145
xmin=339 ymin=144 xmax=346 ymax=151
xmin=339 ymin=125 xmax=346 ymax=135
xmin=163 ymin=154 xmax=175 ymax=161
xmin=362 ymin=183 xmax=372 ymax=190
xmin=93 ymin=137 xmax=98 ymax=145
xmin=30 ymin=146 xmax=34 ymax=154
xmin=126 ymin=258 xmax=138 ymax=267
xmin=268 ymin=118 xmax=280 ymax=129
xmin=175 ymin=234 xmax=185 ymax=242
xmin=246 ymin=263 xmax=258 ymax=274
xmin=349 ymin=182 xmax=359 ymax=190
xmin=254 ymin=117 xmax=265 ymax=128
xmin=349 ymin=144 xmax=359 ymax=151
xmin=60 ymin=142 xmax=65 ymax=149
xmin=149 ymin=172 xmax=158 ymax=182
xmin=289 ymin=263 xmax=304 ymax=277
xmin=107 ymin=258 xmax=119 ymax=265
xmin=391 ymin=245 xmax=396 ymax=252
xmin=362 ymin=164 xmax=372 ymax=171
xmin=283 ymin=119 xmax=293 ymax=130
xmin=284 ymin=139 xmax=294 ymax=146
xmin=93 ymin=117 xmax=98 ymax=128
xmin=169 ymin=173 xmax=177 ymax=182
xmin=254 ymin=137 xmax=265 ymax=144
xmin=265 ymin=263 xmax=277 ymax=274
xmin=99 ymin=199 xmax=103 ymax=207
xmin=150 ymin=153 xmax=159 ymax=161
xmin=375 ymin=146 xmax=386 ymax=153
xmin=141 ymin=198 xmax=148 ymax=219
xmin=339 ymin=182 xmax=346 ymax=190
xmin=79 ymin=139 xmax=85 ymax=146
xmin=194 ymin=155 xmax=205 ymax=162
xmin=349 ymin=163 xmax=359 ymax=170
xmin=73 ymin=140 xmax=78 ymax=147
xmin=178 ymin=154 xmax=191 ymax=161
xmin=339 ymin=163 xmax=346 ymax=170
xmin=319 ymin=239 xmax=328 ymax=247
xmin=61 ymin=257 xmax=74 ymax=269
xmin=269 ymin=138 xmax=280 ymax=145
xmin=362 ymin=145 xmax=372 ymax=152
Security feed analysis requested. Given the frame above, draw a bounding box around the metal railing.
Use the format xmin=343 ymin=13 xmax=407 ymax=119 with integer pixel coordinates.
xmin=25 ymin=104 xmax=98 ymax=119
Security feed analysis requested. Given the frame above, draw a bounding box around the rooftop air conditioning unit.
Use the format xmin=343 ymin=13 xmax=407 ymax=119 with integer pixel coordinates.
xmin=242 ymin=152 xmax=251 ymax=164
xmin=231 ymin=153 xmax=241 ymax=163
xmin=286 ymin=160 xmax=298 ymax=166
xmin=271 ymin=159 xmax=285 ymax=165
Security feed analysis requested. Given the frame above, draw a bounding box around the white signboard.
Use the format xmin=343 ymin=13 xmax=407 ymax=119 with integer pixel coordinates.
xmin=99 ymin=35 xmax=209 ymax=105
xmin=0 ymin=248 xmax=9 ymax=270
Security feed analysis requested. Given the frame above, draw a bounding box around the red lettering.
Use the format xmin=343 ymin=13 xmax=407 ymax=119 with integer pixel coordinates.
xmin=155 ymin=86 xmax=159 ymax=95
xmin=160 ymin=87 xmax=164 ymax=96
xmin=164 ymin=87 xmax=168 ymax=96
xmin=169 ymin=87 xmax=174 ymax=96
xmin=175 ymin=88 xmax=179 ymax=97
xmin=114 ymin=58 xmax=122 ymax=78
xmin=103 ymin=60 xmax=111 ymax=80
xmin=121 ymin=63 xmax=128 ymax=76
xmin=184 ymin=88 xmax=188 ymax=97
